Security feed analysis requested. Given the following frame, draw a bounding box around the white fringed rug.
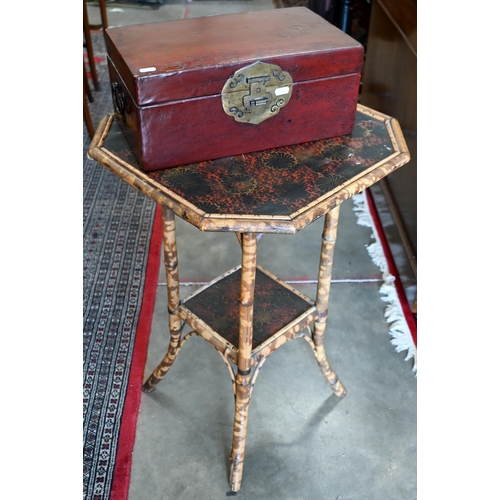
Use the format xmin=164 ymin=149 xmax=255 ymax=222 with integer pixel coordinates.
xmin=352 ymin=189 xmax=417 ymax=374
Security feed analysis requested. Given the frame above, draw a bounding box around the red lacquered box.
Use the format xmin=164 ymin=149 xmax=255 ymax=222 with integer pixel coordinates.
xmin=104 ymin=7 xmax=364 ymax=171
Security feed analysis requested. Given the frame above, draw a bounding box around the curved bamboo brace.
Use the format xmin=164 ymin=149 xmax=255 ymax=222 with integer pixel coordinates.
xmin=294 ymin=329 xmax=317 ymax=351
xmin=216 ymin=348 xmax=266 ymax=409
xmin=248 ymin=355 xmax=268 ymax=399
xmin=216 ymin=347 xmax=237 ymax=397
xmin=177 ymin=331 xmax=198 ymax=350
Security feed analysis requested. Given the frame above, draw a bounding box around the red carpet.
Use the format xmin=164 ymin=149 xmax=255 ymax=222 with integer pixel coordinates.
xmin=353 ymin=189 xmax=417 ymax=372
xmin=109 ymin=206 xmax=163 ymax=500
xmin=366 ymin=189 xmax=417 ymax=347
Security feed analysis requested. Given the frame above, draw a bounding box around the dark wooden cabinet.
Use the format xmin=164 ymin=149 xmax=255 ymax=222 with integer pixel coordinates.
xmin=360 ymin=0 xmax=417 ymax=311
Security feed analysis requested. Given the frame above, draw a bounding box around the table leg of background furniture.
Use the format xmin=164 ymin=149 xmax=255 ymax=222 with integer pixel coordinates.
xmin=313 ymin=206 xmax=346 ymax=397
xmin=83 ymin=0 xmax=100 ymax=92
xmin=229 ymin=233 xmax=258 ymax=492
xmin=142 ymin=206 xmax=182 ymax=393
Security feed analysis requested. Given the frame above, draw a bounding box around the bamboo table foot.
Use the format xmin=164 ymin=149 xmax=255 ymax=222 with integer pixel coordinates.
xmin=88 ymin=104 xmax=410 ymax=493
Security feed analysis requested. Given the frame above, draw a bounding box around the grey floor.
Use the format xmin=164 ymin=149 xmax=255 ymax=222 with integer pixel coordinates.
xmin=87 ymin=2 xmax=417 ymax=498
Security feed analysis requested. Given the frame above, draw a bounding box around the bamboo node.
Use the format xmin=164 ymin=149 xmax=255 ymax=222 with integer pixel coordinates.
xmin=321 ymin=236 xmax=336 ymax=243
xmin=235 ymin=375 xmax=251 ymax=387
xmin=316 ymin=310 xmax=328 ymax=319
xmin=237 ymin=299 xmax=253 ymax=307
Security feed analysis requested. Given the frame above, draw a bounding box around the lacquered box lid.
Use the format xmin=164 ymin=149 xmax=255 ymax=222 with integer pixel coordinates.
xmin=104 ymin=7 xmax=363 ymax=107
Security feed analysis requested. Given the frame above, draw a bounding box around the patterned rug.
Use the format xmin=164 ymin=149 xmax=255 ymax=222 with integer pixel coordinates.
xmin=83 ymin=31 xmax=162 ymax=500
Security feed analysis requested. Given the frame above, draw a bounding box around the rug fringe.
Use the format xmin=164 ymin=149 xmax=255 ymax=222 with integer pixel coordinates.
xmin=352 ymin=191 xmax=417 ymax=374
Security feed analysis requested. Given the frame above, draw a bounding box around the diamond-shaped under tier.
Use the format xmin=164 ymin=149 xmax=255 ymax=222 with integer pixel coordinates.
xmin=182 ymin=267 xmax=315 ymax=350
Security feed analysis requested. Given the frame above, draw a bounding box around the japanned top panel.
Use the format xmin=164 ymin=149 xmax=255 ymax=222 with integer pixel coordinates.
xmin=88 ymin=104 xmax=410 ymax=234
xmin=104 ymin=7 xmax=363 ymax=105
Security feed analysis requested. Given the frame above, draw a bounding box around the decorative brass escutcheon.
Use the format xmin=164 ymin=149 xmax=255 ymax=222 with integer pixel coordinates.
xmin=221 ymin=61 xmax=293 ymax=125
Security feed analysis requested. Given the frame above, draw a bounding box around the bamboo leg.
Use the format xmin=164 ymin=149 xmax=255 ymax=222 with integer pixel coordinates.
xmin=229 ymin=233 xmax=258 ymax=492
xmin=142 ymin=207 xmax=182 ymax=393
xmin=235 ymin=232 xmax=263 ymax=249
xmin=313 ymin=206 xmax=346 ymax=397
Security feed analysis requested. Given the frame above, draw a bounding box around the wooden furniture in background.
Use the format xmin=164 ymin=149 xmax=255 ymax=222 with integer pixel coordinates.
xmin=308 ymin=0 xmax=355 ymax=34
xmin=88 ymin=104 xmax=410 ymax=492
xmin=83 ymin=0 xmax=108 ymax=138
xmin=360 ymin=0 xmax=417 ymax=312
xmin=84 ymin=62 xmax=95 ymax=138
xmin=88 ymin=0 xmax=108 ymax=31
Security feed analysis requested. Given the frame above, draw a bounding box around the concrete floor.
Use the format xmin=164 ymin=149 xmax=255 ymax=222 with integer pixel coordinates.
xmin=86 ymin=2 xmax=416 ymax=498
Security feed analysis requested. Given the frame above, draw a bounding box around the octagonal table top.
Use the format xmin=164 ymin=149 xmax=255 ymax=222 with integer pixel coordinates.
xmin=88 ymin=104 xmax=409 ymax=234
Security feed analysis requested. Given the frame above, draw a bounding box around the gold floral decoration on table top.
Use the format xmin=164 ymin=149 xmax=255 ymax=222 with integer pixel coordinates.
xmin=254 ymin=307 xmax=273 ymax=325
xmin=322 ymin=144 xmax=354 ymax=161
xmin=211 ymin=315 xmax=232 ymax=333
xmin=196 ymin=201 xmax=223 ymax=215
xmin=315 ymin=172 xmax=350 ymax=193
xmin=221 ymin=172 xmax=258 ymax=195
xmin=263 ymin=152 xmax=297 ymax=170
xmin=160 ymin=167 xmax=197 ymax=188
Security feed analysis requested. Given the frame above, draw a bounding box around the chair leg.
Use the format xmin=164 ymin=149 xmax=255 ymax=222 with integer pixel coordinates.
xmin=229 ymin=233 xmax=258 ymax=492
xmin=84 ymin=60 xmax=93 ymax=102
xmin=313 ymin=206 xmax=346 ymax=397
xmin=89 ymin=0 xmax=109 ymax=30
xmin=142 ymin=207 xmax=182 ymax=393
xmin=98 ymin=0 xmax=108 ymax=30
xmin=83 ymin=0 xmax=100 ymax=91
xmin=84 ymin=81 xmax=95 ymax=138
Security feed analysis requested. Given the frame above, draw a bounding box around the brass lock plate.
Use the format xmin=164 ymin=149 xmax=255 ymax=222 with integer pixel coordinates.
xmin=221 ymin=61 xmax=293 ymax=125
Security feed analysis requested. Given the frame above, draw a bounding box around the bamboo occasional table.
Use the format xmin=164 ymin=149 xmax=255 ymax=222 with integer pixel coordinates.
xmin=88 ymin=104 xmax=410 ymax=493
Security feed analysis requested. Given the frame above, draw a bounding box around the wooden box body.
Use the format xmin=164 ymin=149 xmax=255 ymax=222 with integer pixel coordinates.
xmin=104 ymin=7 xmax=364 ymax=171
